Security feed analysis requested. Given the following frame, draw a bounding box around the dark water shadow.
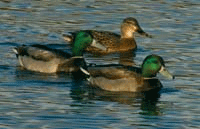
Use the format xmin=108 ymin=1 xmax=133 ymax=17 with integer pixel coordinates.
xmin=0 ymin=42 xmax=19 ymax=47
xmin=14 ymin=67 xmax=73 ymax=86
xmin=0 ymin=65 xmax=11 ymax=70
xmin=160 ymin=87 xmax=180 ymax=94
xmin=119 ymin=50 xmax=136 ymax=66
xmin=70 ymin=76 xmax=162 ymax=116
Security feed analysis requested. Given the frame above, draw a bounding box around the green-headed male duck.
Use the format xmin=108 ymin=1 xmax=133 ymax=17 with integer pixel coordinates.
xmin=13 ymin=31 xmax=104 ymax=73
xmin=63 ymin=17 xmax=152 ymax=55
xmin=80 ymin=55 xmax=175 ymax=92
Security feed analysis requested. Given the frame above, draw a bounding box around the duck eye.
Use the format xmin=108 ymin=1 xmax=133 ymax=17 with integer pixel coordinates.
xmin=153 ymin=61 xmax=158 ymax=64
xmin=125 ymin=21 xmax=134 ymax=25
xmin=83 ymin=33 xmax=88 ymax=37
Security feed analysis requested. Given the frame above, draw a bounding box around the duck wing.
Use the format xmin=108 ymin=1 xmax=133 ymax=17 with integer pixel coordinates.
xmin=82 ymin=30 xmax=120 ymax=49
xmin=88 ymin=64 xmax=141 ymax=79
xmin=65 ymin=30 xmax=121 ymax=47
xmin=14 ymin=44 xmax=71 ymax=62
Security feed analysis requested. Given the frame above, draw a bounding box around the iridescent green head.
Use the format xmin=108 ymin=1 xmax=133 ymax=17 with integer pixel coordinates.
xmin=72 ymin=31 xmax=107 ymax=56
xmin=72 ymin=31 xmax=93 ymax=56
xmin=141 ymin=55 xmax=174 ymax=79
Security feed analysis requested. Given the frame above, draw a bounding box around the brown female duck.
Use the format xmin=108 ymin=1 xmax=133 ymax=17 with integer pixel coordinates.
xmin=63 ymin=17 xmax=152 ymax=55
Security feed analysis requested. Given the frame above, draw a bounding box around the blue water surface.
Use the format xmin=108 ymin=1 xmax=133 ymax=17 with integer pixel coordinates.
xmin=0 ymin=0 xmax=200 ymax=128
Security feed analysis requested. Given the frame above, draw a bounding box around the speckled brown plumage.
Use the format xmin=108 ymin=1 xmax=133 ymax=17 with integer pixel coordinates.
xmin=63 ymin=17 xmax=151 ymax=55
xmin=85 ymin=30 xmax=137 ymax=54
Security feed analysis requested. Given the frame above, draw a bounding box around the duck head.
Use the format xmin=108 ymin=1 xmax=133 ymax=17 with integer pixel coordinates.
xmin=121 ymin=17 xmax=152 ymax=38
xmin=141 ymin=55 xmax=174 ymax=79
xmin=72 ymin=31 xmax=106 ymax=56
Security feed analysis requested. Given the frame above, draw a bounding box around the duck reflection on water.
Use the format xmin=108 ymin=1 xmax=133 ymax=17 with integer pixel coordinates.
xmin=70 ymin=78 xmax=162 ymax=116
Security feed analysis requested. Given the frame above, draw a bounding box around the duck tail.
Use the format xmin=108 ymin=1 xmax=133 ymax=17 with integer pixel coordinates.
xmin=12 ymin=47 xmax=19 ymax=58
xmin=12 ymin=45 xmax=26 ymax=58
xmin=12 ymin=47 xmax=18 ymax=54
xmin=80 ymin=67 xmax=92 ymax=81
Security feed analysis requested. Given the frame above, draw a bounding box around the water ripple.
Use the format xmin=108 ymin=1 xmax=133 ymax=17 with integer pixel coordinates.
xmin=0 ymin=0 xmax=199 ymax=128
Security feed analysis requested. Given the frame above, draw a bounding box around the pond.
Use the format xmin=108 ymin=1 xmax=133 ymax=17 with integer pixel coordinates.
xmin=0 ymin=0 xmax=199 ymax=128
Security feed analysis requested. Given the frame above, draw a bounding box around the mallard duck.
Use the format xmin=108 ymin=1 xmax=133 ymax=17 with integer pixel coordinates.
xmin=13 ymin=31 xmax=105 ymax=73
xmin=80 ymin=55 xmax=175 ymax=92
xmin=63 ymin=17 xmax=152 ymax=55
